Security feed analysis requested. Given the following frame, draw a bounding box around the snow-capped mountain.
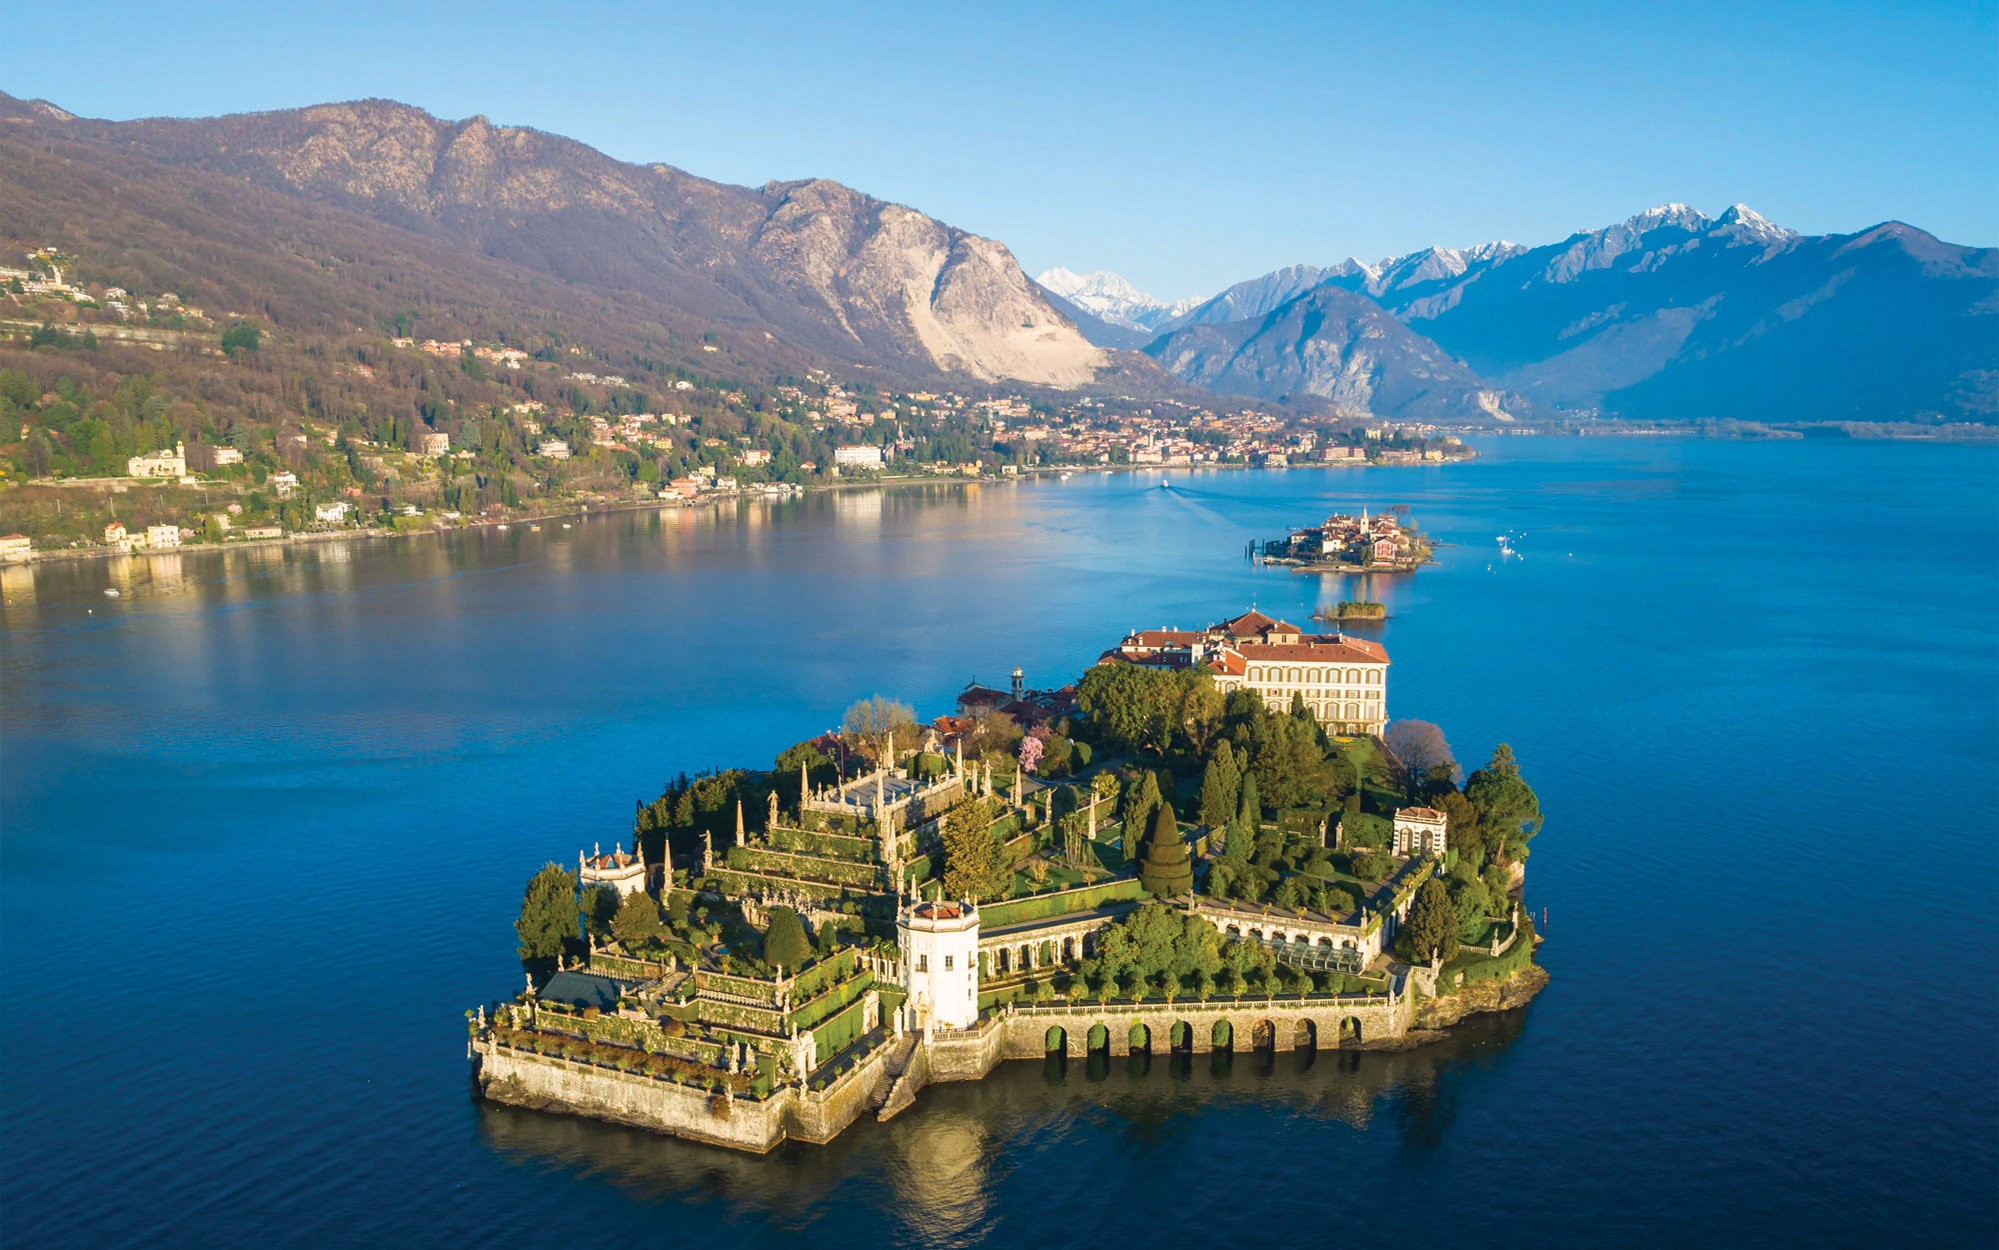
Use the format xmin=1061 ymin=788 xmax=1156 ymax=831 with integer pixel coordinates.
xmin=1150 ymin=203 xmax=1995 ymax=423
xmin=1035 ymin=268 xmax=1200 ymax=333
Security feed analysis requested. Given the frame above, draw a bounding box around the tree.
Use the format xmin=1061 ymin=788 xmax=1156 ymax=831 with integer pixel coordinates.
xmin=611 ymin=891 xmax=662 ymax=949
xmin=1076 ymin=662 xmax=1177 ymax=755
xmin=1138 ymin=801 xmax=1193 ymax=897
xmin=1246 ymin=713 xmax=1332 ymax=810
xmin=841 ymin=695 xmax=916 ymax=765
xmin=220 ymin=323 xmax=261 ymax=354
xmin=1236 ymin=770 xmax=1260 ymax=829
xmin=1383 ymin=719 xmax=1457 ymax=799
xmin=1198 ymin=742 xmax=1240 ymax=829
xmin=516 ymin=863 xmax=579 ymax=971
xmin=1465 ymin=744 xmax=1542 ymax=862
xmin=941 ymin=798 xmax=1007 ymax=901
xmin=763 ymin=907 xmax=812 ymax=971
xmin=1120 ymin=770 xmax=1161 ymax=835
xmin=582 ymin=884 xmax=621 ymax=941
xmin=817 ymin=919 xmax=840 ymax=955
xmin=1350 ymin=851 xmax=1390 ymax=881
xmin=1175 ymin=669 xmax=1224 ymax=755
xmin=1400 ymin=878 xmax=1458 ymax=964
xmin=1018 ymin=734 xmax=1043 ymax=774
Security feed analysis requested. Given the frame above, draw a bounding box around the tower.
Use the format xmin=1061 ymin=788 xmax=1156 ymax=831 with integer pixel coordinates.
xmin=1010 ymin=667 xmax=1024 ymax=701
xmin=898 ymin=898 xmax=980 ymax=1033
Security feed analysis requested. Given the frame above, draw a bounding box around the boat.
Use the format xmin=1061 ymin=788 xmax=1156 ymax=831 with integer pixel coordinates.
xmin=529 ymin=524 xmax=541 ymax=532
xmin=103 ymin=587 xmax=120 ymax=598
xmin=562 ymin=523 xmax=572 ymax=529
xmin=1059 ymin=472 xmax=1073 ymax=480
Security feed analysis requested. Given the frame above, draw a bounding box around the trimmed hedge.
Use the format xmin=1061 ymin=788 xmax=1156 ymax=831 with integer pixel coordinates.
xmin=1442 ymin=916 xmax=1537 ymax=988
xmin=979 ymin=877 xmax=1144 ymax=927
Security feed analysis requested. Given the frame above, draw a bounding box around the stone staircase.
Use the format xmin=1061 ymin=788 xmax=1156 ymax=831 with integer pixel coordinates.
xmin=871 ymin=1035 xmax=927 ymax=1121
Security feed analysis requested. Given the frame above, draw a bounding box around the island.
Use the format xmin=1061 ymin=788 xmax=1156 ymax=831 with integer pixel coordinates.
xmin=466 ymin=610 xmax=1547 ymax=1152
xmin=1257 ymin=509 xmax=1433 ymax=573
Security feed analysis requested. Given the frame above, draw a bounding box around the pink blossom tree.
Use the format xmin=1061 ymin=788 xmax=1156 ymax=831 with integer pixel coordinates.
xmin=1018 ymin=734 xmax=1044 ymax=775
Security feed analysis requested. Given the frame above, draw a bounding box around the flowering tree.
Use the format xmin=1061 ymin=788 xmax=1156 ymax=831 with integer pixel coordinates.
xmin=1018 ymin=734 xmax=1044 ymax=774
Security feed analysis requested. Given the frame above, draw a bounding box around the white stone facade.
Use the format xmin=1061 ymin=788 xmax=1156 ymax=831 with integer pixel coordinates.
xmin=579 ymin=843 xmax=646 ymax=897
xmin=899 ymin=899 xmax=980 ymax=1032
xmin=1392 ymin=807 xmax=1448 ymax=859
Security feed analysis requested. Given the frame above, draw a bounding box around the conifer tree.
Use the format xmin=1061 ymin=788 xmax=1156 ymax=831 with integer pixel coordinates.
xmin=516 ymin=863 xmax=580 ymax=971
xmin=763 ymin=906 xmax=811 ymax=971
xmin=1199 ymin=743 xmax=1240 ymax=829
xmin=1139 ymin=801 xmax=1193 ymax=897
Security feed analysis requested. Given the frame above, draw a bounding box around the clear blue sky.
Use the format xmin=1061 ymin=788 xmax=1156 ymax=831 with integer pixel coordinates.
xmin=9 ymin=0 xmax=1995 ymax=301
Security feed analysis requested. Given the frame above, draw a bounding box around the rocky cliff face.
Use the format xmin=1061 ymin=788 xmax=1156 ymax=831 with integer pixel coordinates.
xmin=1146 ymin=284 xmax=1539 ymax=421
xmin=31 ymin=97 xmax=1104 ymax=387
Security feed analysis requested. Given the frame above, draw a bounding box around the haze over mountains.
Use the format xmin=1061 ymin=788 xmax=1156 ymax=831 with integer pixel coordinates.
xmin=1086 ymin=204 xmax=1998 ymax=422
xmin=4 ymin=91 xmax=1992 ymax=424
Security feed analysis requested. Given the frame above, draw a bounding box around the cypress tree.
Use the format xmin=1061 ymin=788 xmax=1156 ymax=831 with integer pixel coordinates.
xmin=1199 ymin=743 xmax=1240 ymax=829
xmin=1236 ymin=771 xmax=1260 ymax=829
xmin=1139 ymin=801 xmax=1193 ymax=897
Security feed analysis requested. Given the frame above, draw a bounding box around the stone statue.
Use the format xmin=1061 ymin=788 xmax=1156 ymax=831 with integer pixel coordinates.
xmin=768 ymin=789 xmax=780 ymax=830
xmin=701 ymin=830 xmax=713 ymax=871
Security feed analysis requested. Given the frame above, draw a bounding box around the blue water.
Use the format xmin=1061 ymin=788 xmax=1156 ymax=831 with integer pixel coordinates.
xmin=2 ymin=437 xmax=1994 ymax=1247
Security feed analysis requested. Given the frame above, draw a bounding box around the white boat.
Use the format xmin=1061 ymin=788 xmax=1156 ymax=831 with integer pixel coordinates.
xmin=103 ymin=587 xmax=120 ymax=597
xmin=562 ymin=523 xmax=572 ymax=529
xmin=1059 ymin=472 xmax=1073 ymax=480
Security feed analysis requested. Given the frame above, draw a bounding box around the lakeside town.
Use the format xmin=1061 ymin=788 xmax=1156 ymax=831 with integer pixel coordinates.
xmin=471 ymin=609 xmax=1546 ymax=1151
xmin=0 ymin=243 xmax=1478 ymax=562
xmin=1257 ymin=508 xmax=1435 ymax=573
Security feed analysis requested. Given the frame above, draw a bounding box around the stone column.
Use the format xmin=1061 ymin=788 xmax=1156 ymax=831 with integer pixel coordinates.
xmin=1109 ymin=1026 xmax=1130 ymax=1058
xmin=1232 ymin=1018 xmax=1254 ymax=1054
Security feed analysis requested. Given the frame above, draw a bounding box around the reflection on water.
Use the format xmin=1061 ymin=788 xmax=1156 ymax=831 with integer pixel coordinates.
xmin=475 ymin=1010 xmax=1528 ymax=1239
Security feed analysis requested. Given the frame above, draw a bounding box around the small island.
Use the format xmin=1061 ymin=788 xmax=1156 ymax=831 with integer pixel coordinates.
xmin=1315 ymin=600 xmax=1388 ymax=623
xmin=1257 ymin=509 xmax=1433 ymax=572
xmin=466 ymin=612 xmax=1546 ymax=1152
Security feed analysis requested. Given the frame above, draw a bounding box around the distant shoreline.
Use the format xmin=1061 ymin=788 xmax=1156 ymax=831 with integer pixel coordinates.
xmin=2 ymin=459 xmax=1476 ymax=570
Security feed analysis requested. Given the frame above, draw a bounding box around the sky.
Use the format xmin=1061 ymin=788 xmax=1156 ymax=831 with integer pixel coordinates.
xmin=8 ymin=0 xmax=1995 ymax=302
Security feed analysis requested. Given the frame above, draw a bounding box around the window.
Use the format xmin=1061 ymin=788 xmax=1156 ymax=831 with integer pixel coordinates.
xmin=944 ymin=955 xmax=953 ymax=971
xmin=917 ymin=954 xmax=927 ymax=972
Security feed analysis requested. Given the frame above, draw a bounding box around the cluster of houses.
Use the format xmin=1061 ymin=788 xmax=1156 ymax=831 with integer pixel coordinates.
xmin=1268 ymin=511 xmax=1416 ymax=568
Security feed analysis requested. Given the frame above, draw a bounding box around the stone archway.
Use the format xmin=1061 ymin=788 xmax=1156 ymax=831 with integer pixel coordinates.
xmin=1339 ymin=1016 xmax=1362 ymax=1045
xmin=1251 ymin=1019 xmax=1276 ymax=1050
xmin=1171 ymin=1021 xmax=1194 ymax=1052
xmin=1128 ymin=1022 xmax=1150 ymax=1052
xmin=1087 ymin=1023 xmax=1110 ymax=1053
xmin=1211 ymin=1019 xmax=1233 ymax=1050
xmin=1046 ymin=1025 xmax=1067 ymax=1052
xmin=1294 ymin=1019 xmax=1316 ymax=1049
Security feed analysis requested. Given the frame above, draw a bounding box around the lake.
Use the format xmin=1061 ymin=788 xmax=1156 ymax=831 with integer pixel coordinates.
xmin=3 ymin=436 xmax=1995 ymax=1246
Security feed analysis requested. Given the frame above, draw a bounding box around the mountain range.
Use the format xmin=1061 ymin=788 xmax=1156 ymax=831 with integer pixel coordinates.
xmin=1092 ymin=205 xmax=1996 ymax=422
xmin=0 ymin=93 xmax=1107 ymax=389
xmin=4 ymin=91 xmax=1992 ymax=424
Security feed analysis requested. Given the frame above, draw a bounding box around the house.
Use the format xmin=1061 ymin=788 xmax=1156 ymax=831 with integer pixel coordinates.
xmin=1101 ymin=608 xmax=1389 ymax=734
xmin=420 ymin=432 xmax=450 ymax=456
xmin=738 ymin=449 xmax=771 ymax=467
xmin=144 ymin=524 xmax=181 ymax=549
xmin=103 ymin=521 xmax=129 ymax=548
xmin=834 ymin=445 xmax=884 ymax=470
xmin=271 ymin=472 xmax=299 ymax=498
xmin=537 ymin=439 xmax=571 ymax=459
xmin=242 ymin=525 xmax=283 ymax=540
xmin=1392 ymin=807 xmax=1449 ymax=859
xmin=314 ymin=502 xmax=349 ymax=524
xmin=127 ymin=443 xmax=186 ymax=479
xmin=0 ymin=534 xmax=32 ymax=561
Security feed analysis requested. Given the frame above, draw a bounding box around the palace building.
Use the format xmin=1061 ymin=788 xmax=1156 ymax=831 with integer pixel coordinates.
xmin=1102 ymin=609 xmax=1389 ymax=734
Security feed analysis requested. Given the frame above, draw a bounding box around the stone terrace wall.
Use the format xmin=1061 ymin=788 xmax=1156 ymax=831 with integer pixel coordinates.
xmin=475 ymin=1041 xmax=788 ymax=1153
